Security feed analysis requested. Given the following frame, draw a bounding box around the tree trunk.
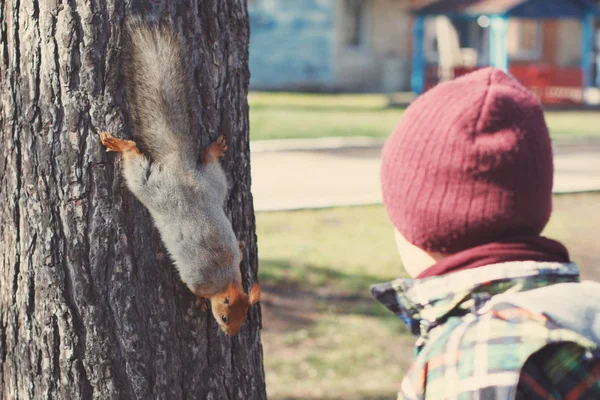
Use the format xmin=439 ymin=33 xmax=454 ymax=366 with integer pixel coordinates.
xmin=0 ymin=1 xmax=265 ymax=399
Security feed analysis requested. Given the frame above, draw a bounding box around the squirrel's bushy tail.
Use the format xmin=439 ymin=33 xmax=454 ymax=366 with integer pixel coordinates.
xmin=123 ymin=20 xmax=199 ymax=162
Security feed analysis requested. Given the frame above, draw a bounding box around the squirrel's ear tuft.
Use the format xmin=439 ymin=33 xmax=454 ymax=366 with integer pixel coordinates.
xmin=249 ymin=282 xmax=260 ymax=305
xmin=227 ymin=282 xmax=239 ymax=301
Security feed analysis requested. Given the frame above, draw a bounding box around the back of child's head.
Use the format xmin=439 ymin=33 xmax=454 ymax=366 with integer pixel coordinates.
xmin=381 ymin=67 xmax=553 ymax=254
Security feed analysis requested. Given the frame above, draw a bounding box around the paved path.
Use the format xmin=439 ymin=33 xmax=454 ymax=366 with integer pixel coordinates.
xmin=250 ymin=139 xmax=600 ymax=212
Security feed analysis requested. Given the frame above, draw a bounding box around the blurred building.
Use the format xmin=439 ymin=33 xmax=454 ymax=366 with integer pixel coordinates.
xmin=412 ymin=0 xmax=600 ymax=105
xmin=248 ymin=0 xmax=412 ymax=92
xmin=248 ymin=0 xmax=600 ymax=100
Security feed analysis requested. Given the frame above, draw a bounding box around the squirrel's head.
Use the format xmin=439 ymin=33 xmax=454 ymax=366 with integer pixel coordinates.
xmin=210 ymin=282 xmax=260 ymax=336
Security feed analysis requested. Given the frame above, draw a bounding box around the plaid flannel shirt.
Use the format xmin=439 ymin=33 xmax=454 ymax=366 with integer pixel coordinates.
xmin=371 ymin=261 xmax=600 ymax=400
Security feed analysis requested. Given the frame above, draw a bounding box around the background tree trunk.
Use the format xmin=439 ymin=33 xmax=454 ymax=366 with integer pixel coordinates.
xmin=0 ymin=1 xmax=265 ymax=399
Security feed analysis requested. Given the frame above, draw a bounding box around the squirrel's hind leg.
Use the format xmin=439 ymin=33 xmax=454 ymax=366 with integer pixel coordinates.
xmin=99 ymin=131 xmax=142 ymax=158
xmin=100 ymin=131 xmax=158 ymax=203
xmin=200 ymin=135 xmax=227 ymax=164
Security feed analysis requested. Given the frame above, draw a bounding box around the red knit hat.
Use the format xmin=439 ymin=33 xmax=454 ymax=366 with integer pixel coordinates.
xmin=381 ymin=67 xmax=553 ymax=254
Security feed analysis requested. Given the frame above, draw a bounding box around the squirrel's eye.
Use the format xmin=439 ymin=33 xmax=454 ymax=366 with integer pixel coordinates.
xmin=221 ymin=315 xmax=227 ymax=323
xmin=224 ymin=298 xmax=229 ymax=305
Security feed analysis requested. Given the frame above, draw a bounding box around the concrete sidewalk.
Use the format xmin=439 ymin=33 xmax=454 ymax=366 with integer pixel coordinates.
xmin=250 ymin=138 xmax=600 ymax=212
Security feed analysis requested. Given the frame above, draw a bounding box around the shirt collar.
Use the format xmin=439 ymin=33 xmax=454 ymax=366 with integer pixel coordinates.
xmin=371 ymin=261 xmax=580 ymax=336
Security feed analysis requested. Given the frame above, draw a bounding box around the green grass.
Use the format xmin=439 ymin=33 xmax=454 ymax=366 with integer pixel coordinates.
xmin=256 ymin=193 xmax=600 ymax=399
xmin=257 ymin=205 xmax=405 ymax=293
xmin=249 ymin=92 xmax=600 ymax=141
xmin=249 ymin=92 xmax=401 ymax=141
xmin=257 ymin=205 xmax=411 ymax=399
xmin=544 ymin=112 xmax=600 ymax=139
xmin=257 ymin=194 xmax=600 ymax=289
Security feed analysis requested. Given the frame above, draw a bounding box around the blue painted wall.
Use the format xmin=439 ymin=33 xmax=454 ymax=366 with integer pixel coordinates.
xmin=248 ymin=0 xmax=334 ymax=89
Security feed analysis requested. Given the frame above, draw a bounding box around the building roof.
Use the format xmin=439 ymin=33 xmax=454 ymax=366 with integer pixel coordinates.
xmin=414 ymin=0 xmax=599 ymax=18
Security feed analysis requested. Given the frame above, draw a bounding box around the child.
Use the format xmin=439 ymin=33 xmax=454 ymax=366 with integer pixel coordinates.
xmin=371 ymin=67 xmax=600 ymax=399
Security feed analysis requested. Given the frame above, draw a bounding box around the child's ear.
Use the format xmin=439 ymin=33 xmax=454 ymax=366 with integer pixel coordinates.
xmin=248 ymin=282 xmax=260 ymax=305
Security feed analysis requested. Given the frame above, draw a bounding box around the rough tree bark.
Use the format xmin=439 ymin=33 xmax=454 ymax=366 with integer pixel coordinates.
xmin=0 ymin=0 xmax=265 ymax=399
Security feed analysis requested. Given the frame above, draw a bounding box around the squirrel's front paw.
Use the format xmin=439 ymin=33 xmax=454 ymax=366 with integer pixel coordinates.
xmin=99 ymin=131 xmax=141 ymax=155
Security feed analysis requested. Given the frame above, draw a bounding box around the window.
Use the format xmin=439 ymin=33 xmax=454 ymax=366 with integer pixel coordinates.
xmin=343 ymin=0 xmax=369 ymax=49
xmin=508 ymin=19 xmax=543 ymax=60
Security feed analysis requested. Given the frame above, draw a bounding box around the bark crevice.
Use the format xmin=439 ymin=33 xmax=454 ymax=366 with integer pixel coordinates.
xmin=0 ymin=316 xmax=6 ymax=365
xmin=50 ymin=315 xmax=61 ymax=393
xmin=10 ymin=0 xmax=22 ymax=309
xmin=26 ymin=233 xmax=37 ymax=319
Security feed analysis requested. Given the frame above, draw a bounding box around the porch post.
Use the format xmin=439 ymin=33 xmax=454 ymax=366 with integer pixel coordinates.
xmin=489 ymin=15 xmax=509 ymax=71
xmin=581 ymin=12 xmax=594 ymax=96
xmin=411 ymin=15 xmax=426 ymax=94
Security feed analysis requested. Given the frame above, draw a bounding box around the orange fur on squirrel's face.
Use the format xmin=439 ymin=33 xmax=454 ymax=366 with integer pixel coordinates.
xmin=210 ymin=282 xmax=260 ymax=336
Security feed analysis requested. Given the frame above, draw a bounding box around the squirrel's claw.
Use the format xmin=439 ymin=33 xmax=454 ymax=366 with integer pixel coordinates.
xmin=216 ymin=135 xmax=228 ymax=155
xmin=238 ymin=240 xmax=246 ymax=262
xmin=100 ymin=132 xmax=118 ymax=152
xmin=99 ymin=131 xmax=112 ymax=148
xmin=195 ymin=297 xmax=208 ymax=312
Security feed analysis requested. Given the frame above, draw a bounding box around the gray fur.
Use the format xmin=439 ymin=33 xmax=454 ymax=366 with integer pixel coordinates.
xmin=121 ymin=22 xmax=240 ymax=297
xmin=124 ymin=20 xmax=200 ymax=164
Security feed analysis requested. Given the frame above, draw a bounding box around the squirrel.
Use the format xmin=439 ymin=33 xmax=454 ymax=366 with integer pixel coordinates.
xmin=99 ymin=20 xmax=260 ymax=336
